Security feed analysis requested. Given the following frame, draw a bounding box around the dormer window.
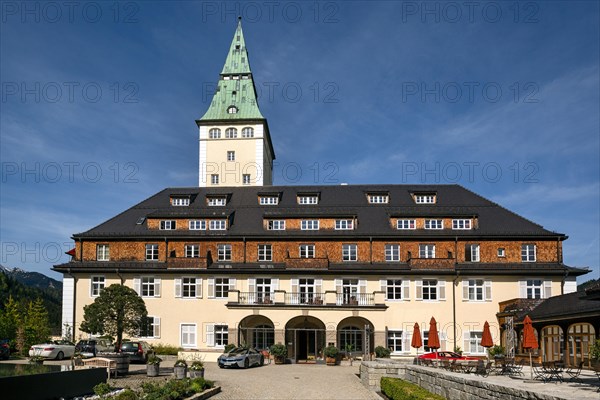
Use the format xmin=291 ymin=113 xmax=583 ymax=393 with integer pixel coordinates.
xmin=298 ymin=195 xmax=319 ymax=205
xmin=225 ymin=127 xmax=238 ymax=138
xmin=301 ymin=220 xmax=319 ymax=230
xmin=207 ymin=196 xmax=227 ymax=206
xmin=452 ymin=219 xmax=472 ymax=230
xmin=227 ymin=106 xmax=238 ymax=114
xmin=171 ymin=197 xmax=190 ymax=206
xmin=368 ymin=193 xmax=389 ymax=204
xmin=259 ymin=196 xmax=279 ymax=205
xmin=424 ymin=219 xmax=443 ymax=230
xmin=160 ymin=220 xmax=176 ymax=230
xmin=335 ymin=219 xmax=354 ymax=230
xmin=414 ymin=193 xmax=436 ymax=204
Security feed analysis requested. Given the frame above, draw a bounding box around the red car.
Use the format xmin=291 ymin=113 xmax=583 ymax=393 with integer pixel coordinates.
xmin=417 ymin=351 xmax=478 ymax=361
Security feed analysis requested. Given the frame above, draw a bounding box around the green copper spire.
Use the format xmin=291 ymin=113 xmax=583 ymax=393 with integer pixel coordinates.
xmin=200 ymin=18 xmax=264 ymax=121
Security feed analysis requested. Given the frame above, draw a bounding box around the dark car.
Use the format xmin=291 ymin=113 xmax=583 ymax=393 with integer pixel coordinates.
xmin=120 ymin=341 xmax=154 ymax=363
xmin=75 ymin=339 xmax=114 ymax=358
xmin=0 ymin=340 xmax=10 ymax=360
xmin=218 ymin=347 xmax=264 ymax=369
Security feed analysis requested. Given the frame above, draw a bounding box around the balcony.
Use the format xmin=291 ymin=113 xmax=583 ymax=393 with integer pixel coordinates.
xmin=408 ymin=257 xmax=455 ymax=269
xmin=226 ymin=290 xmax=386 ymax=309
xmin=166 ymin=257 xmax=208 ymax=269
xmin=236 ymin=292 xmax=275 ymax=305
xmin=335 ymin=293 xmax=374 ymax=306
xmin=285 ymin=257 xmax=329 ymax=269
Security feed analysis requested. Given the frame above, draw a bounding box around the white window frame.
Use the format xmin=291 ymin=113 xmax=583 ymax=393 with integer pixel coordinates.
xmin=462 ymin=279 xmax=492 ymax=302
xmin=298 ymin=195 xmax=318 ymax=205
xmin=258 ymin=244 xmax=272 ymax=262
xmin=96 ymin=244 xmax=110 ymax=261
xmin=209 ymin=128 xmax=221 ymax=139
xmin=268 ymin=220 xmax=285 ymax=230
xmin=160 ymin=220 xmax=176 ymax=230
xmin=299 ymin=244 xmax=315 ymax=259
xmin=259 ymin=196 xmax=279 ymax=205
xmin=140 ymin=316 xmax=161 ymax=339
xmin=145 ymin=244 xmax=159 ymax=261
xmin=209 ymin=220 xmax=227 ymax=230
xmin=452 ymin=219 xmax=472 ymax=229
xmin=225 ymin=127 xmax=237 ymax=138
xmin=381 ymin=278 xmax=409 ymax=301
xmin=415 ymin=279 xmax=445 ymax=301
xmin=419 ymin=244 xmax=435 ymax=258
xmin=521 ymin=244 xmax=536 ymax=262
xmin=335 ymin=219 xmax=354 ymax=230
xmin=241 ymin=127 xmax=254 ymax=138
xmin=243 ymin=174 xmax=251 ymax=185
xmin=138 ymin=276 xmax=161 ymax=298
xmin=385 ymin=244 xmax=400 ymax=262
xmin=214 ymin=278 xmax=231 ymax=298
xmin=368 ymin=194 xmax=389 ymax=204
xmin=185 ymin=244 xmax=200 ymax=258
xmin=301 ymin=220 xmax=319 ymax=230
xmin=415 ymin=194 xmax=436 ymax=204
xmin=227 ymin=151 xmax=235 ymax=161
xmin=465 ymin=331 xmax=485 ymax=355
xmin=342 ymin=244 xmax=358 ymax=262
xmin=466 ymin=244 xmax=480 ymax=262
xmin=497 ymin=248 xmax=506 ymax=257
xmin=210 ymin=174 xmax=219 ymax=185
xmin=91 ymin=275 xmax=105 ymax=297
xmin=189 ymin=220 xmax=206 ymax=230
xmin=208 ymin=197 xmax=226 ymax=206
xmin=397 ymin=219 xmax=416 ymax=230
xmin=215 ymin=324 xmax=229 ymax=347
xmin=218 ymin=244 xmax=232 ymax=261
xmin=424 ymin=219 xmax=443 ymax=230
xmin=180 ymin=323 xmax=197 ymax=348
xmin=171 ymin=198 xmax=190 ymax=206
xmin=387 ymin=330 xmax=404 ymax=354
xmin=175 ymin=276 xmax=202 ymax=299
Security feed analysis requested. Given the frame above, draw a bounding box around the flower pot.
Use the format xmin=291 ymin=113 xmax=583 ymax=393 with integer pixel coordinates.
xmin=274 ymin=356 xmax=285 ymax=365
xmin=147 ymin=363 xmax=160 ymax=377
xmin=174 ymin=365 xmax=187 ymax=379
xmin=189 ymin=369 xmax=204 ymax=378
xmin=326 ymin=357 xmax=336 ymax=366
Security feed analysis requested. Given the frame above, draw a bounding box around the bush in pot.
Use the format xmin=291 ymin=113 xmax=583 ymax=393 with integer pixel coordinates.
xmin=189 ymin=360 xmax=205 ymax=378
xmin=324 ymin=345 xmax=339 ymax=366
xmin=488 ymin=345 xmax=505 ymax=359
xmin=173 ymin=359 xmax=188 ymax=379
xmin=590 ymin=339 xmax=600 ymax=368
xmin=146 ymin=354 xmax=162 ymax=377
xmin=269 ymin=343 xmax=287 ymax=364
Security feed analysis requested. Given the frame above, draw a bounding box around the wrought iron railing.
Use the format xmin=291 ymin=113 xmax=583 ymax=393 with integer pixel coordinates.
xmin=237 ymin=292 xmax=275 ymax=305
xmin=285 ymin=292 xmax=325 ymax=305
xmin=335 ymin=293 xmax=374 ymax=306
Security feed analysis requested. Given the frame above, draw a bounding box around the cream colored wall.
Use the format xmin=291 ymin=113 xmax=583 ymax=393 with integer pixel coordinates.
xmin=71 ymin=273 xmax=562 ymax=357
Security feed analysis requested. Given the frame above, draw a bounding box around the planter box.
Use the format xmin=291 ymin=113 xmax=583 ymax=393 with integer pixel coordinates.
xmin=174 ymin=365 xmax=187 ymax=379
xmin=189 ymin=369 xmax=205 ymax=378
xmin=147 ymin=364 xmax=160 ymax=377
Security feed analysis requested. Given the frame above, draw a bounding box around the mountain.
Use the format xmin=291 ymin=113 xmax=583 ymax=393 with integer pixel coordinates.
xmin=0 ymin=265 xmax=62 ymax=291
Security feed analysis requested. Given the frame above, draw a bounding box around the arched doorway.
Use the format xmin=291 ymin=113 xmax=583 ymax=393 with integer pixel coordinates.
xmin=541 ymin=325 xmax=563 ymax=362
xmin=337 ymin=317 xmax=374 ymax=357
xmin=238 ymin=315 xmax=275 ymax=351
xmin=567 ymin=323 xmax=595 ymax=367
xmin=285 ymin=316 xmax=326 ymax=363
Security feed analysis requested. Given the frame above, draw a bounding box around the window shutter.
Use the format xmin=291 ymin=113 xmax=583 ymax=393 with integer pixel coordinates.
xmin=462 ymin=279 xmax=469 ymax=301
xmin=229 ymin=278 xmax=236 ymax=290
xmin=402 ymin=331 xmax=411 ymax=353
xmin=440 ymin=331 xmax=447 ymax=351
xmin=315 ymin=279 xmax=323 ymax=294
xmin=380 ymin=279 xmax=387 ymax=292
xmin=154 ymin=278 xmax=161 ymax=297
xmin=484 ymin=280 xmax=492 ymax=301
xmin=291 ymin=279 xmax=298 ymax=304
xmin=438 ymin=280 xmax=446 ymax=301
xmin=402 ymin=280 xmax=410 ymax=300
xmin=175 ymin=278 xmax=182 ymax=298
xmin=196 ymin=278 xmax=203 ymax=298
xmin=463 ymin=331 xmax=471 ymax=354
xmin=544 ymin=280 xmax=552 ymax=298
xmin=415 ymin=280 xmax=423 ymax=300
xmin=208 ymin=278 xmax=215 ymax=299
xmin=271 ymin=278 xmax=279 ymax=290
xmin=519 ymin=280 xmax=526 ymax=298
xmin=359 ymin=279 xmax=367 ymax=293
xmin=465 ymin=244 xmax=471 ymax=262
xmin=248 ymin=278 xmax=256 ymax=303
xmin=335 ymin=279 xmax=342 ymax=293
xmin=206 ymin=324 xmax=215 ymax=347
xmin=133 ymin=277 xmax=141 ymax=295
xmin=154 ymin=317 xmax=161 ymax=338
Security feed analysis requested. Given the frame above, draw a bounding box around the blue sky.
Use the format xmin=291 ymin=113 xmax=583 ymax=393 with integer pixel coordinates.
xmin=1 ymin=1 xmax=598 ymax=282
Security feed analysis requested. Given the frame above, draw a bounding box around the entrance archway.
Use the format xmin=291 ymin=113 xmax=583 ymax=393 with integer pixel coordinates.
xmin=337 ymin=316 xmax=374 ymax=357
xmin=238 ymin=315 xmax=275 ymax=351
xmin=285 ymin=316 xmax=326 ymax=363
xmin=567 ymin=323 xmax=595 ymax=367
xmin=541 ymin=325 xmax=563 ymax=362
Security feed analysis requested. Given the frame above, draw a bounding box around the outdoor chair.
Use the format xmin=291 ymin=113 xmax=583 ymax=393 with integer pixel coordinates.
xmin=533 ymin=363 xmax=550 ymax=382
xmin=542 ymin=361 xmax=563 ymax=383
xmin=565 ymin=361 xmax=584 ymax=383
xmin=475 ymin=361 xmax=491 ymax=378
xmin=512 ymin=359 xmax=526 ymax=376
xmin=440 ymin=360 xmax=452 ymax=370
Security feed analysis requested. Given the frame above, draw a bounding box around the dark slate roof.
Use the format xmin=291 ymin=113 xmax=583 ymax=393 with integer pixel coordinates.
xmin=528 ymin=290 xmax=600 ymax=321
xmin=74 ymin=184 xmax=566 ymax=239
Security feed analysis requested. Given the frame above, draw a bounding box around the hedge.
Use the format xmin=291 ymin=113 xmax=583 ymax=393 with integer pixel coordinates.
xmin=380 ymin=377 xmax=445 ymax=400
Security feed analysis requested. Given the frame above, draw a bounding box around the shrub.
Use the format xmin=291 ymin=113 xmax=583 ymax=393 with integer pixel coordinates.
xmin=174 ymin=359 xmax=187 ymax=367
xmin=93 ymin=382 xmax=115 ymax=396
xmin=141 ymin=377 xmax=213 ymax=400
xmin=151 ymin=343 xmax=182 ymax=356
xmin=590 ymin=339 xmax=600 ymax=361
xmin=113 ymin=389 xmax=139 ymax=400
xmin=375 ymin=346 xmax=391 ymax=358
xmin=488 ymin=345 xmax=505 ymax=358
xmin=146 ymin=354 xmax=162 ymax=365
xmin=224 ymin=343 xmax=236 ymax=353
xmin=269 ymin=343 xmax=287 ymax=358
xmin=380 ymin=377 xmax=445 ymax=400
xmin=323 ymin=345 xmax=339 ymax=358
xmin=190 ymin=360 xmax=204 ymax=371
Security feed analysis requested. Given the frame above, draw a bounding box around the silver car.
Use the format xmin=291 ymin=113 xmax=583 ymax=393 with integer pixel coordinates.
xmin=217 ymin=347 xmax=264 ymax=368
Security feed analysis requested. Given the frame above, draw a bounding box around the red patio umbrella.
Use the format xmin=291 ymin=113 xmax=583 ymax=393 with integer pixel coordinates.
xmin=480 ymin=321 xmax=494 ymax=360
xmin=411 ymin=323 xmax=423 ymax=359
xmin=522 ymin=315 xmax=538 ymax=381
xmin=428 ymin=317 xmax=441 ymax=363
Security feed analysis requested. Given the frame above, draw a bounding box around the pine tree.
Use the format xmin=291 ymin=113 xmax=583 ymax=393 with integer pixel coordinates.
xmin=23 ymin=298 xmax=50 ymax=352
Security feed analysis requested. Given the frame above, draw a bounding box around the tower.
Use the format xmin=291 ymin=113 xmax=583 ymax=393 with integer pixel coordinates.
xmin=197 ymin=18 xmax=275 ymax=187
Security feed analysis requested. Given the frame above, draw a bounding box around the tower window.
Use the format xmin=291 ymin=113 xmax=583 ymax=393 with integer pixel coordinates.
xmin=209 ymin=128 xmax=221 ymax=139
xmin=242 ymin=127 xmax=254 ymax=138
xmin=227 ymin=106 xmax=238 ymax=114
xmin=211 ymin=174 xmax=219 ymax=185
xmin=225 ymin=128 xmax=238 ymax=138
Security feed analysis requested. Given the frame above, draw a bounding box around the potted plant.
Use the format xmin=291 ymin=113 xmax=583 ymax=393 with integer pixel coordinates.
xmin=189 ymin=360 xmax=205 ymax=378
xmin=173 ymin=359 xmax=187 ymax=379
xmin=488 ymin=345 xmax=505 ymax=359
xmin=324 ymin=345 xmax=339 ymax=366
xmin=269 ymin=343 xmax=287 ymax=364
xmin=146 ymin=354 xmax=162 ymax=377
xmin=345 ymin=344 xmax=354 ymax=365
xmin=589 ymin=339 xmax=600 ymax=368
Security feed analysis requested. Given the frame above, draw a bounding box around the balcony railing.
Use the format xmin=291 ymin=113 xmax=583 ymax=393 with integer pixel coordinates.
xmin=227 ymin=290 xmax=386 ymax=308
xmin=408 ymin=257 xmax=455 ymax=269
xmin=335 ymin=293 xmax=374 ymax=306
xmin=285 ymin=292 xmax=325 ymax=305
xmin=237 ymin=292 xmax=275 ymax=305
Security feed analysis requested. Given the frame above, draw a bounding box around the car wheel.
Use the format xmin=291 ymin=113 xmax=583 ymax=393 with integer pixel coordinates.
xmin=56 ymin=351 xmax=64 ymax=360
xmin=244 ymin=358 xmax=249 ymax=369
xmin=219 ymin=364 xmax=224 ymax=368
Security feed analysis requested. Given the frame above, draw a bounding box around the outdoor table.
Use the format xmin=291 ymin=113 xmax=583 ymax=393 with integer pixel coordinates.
xmin=542 ymin=361 xmax=563 ymax=383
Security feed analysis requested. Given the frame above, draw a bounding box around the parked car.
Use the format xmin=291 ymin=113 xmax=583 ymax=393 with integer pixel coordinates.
xmin=417 ymin=351 xmax=479 ymax=361
xmin=218 ymin=347 xmax=264 ymax=369
xmin=29 ymin=340 xmax=76 ymax=360
xmin=119 ymin=340 xmax=154 ymax=363
xmin=0 ymin=340 xmax=10 ymax=360
xmin=75 ymin=338 xmax=114 ymax=358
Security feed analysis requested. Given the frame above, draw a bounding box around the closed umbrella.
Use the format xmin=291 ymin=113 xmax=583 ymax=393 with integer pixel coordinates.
xmin=411 ymin=323 xmax=423 ymax=361
xmin=480 ymin=321 xmax=494 ymax=361
xmin=522 ymin=315 xmax=539 ymax=381
xmin=428 ymin=317 xmax=441 ymax=363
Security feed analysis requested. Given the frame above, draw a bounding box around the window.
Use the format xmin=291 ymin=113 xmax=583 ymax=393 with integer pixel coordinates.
xmin=207 ymin=197 xmax=227 ymax=206
xmin=301 ymin=220 xmax=319 ymax=230
xmin=218 ymin=244 xmax=232 ymax=261
xmin=185 ymin=244 xmax=199 ymax=258
xmin=252 ymin=324 xmax=274 ymax=350
xmin=368 ymin=194 xmax=389 ymax=204
xmin=387 ymin=331 xmax=403 ymax=353
xmin=146 ymin=244 xmax=159 ymax=261
xmin=258 ymin=244 xmax=272 ymax=262
xmin=339 ymin=326 xmax=363 ymax=352
xmin=160 ymin=220 xmax=176 ymax=230
xmin=215 ymin=278 xmax=231 ymax=298
xmin=465 ymin=244 xmax=480 ymax=262
xmin=211 ymin=174 xmax=219 ymax=185
xmin=464 ymin=279 xmax=486 ymax=301
xmin=96 ymin=244 xmax=109 ymax=261
xmin=91 ymin=276 xmax=105 ymax=297
xmin=415 ymin=194 xmax=436 ymax=204
xmin=466 ymin=331 xmax=485 ymax=354
xmin=419 ymin=244 xmax=435 ymax=258
xmin=384 ymin=279 xmax=405 ymax=300
xmin=225 ymin=127 xmax=237 ymax=138
xmin=424 ymin=219 xmax=443 ymax=229
xmin=171 ymin=197 xmax=190 ymax=206
xmin=452 ymin=219 xmax=471 ymax=229
xmin=422 ymin=279 xmax=438 ymax=300
xmin=227 ymin=151 xmax=235 ymax=161
xmin=227 ymin=106 xmax=237 ymax=114
xmin=385 ymin=244 xmax=400 ymax=262
xmin=526 ymin=279 xmax=543 ymax=299
xmin=209 ymin=128 xmax=221 ymax=139
xmin=181 ymin=277 xmax=200 ymax=298
xmin=299 ymin=244 xmax=315 ymax=258
xmin=141 ymin=277 xmax=160 ymax=297
xmin=267 ymin=220 xmax=285 ymax=230
xmin=298 ymin=195 xmax=318 ymax=204
xmin=521 ymin=244 xmax=536 ymax=262
xmin=209 ymin=220 xmax=227 ymax=230
xmin=497 ymin=248 xmax=506 ymax=257
xmin=141 ymin=316 xmax=160 ymax=338
xmin=242 ymin=127 xmax=254 ymax=138
xmin=335 ymin=219 xmax=354 ymax=230
xmin=243 ymin=174 xmax=251 ymax=185
xmin=215 ymin=325 xmax=228 ymax=347
xmin=342 ymin=244 xmax=357 ymax=262
xmin=397 ymin=219 xmax=416 ymax=230
xmin=259 ymin=196 xmax=278 ymax=205
xmin=189 ymin=220 xmax=206 ymax=230
xmin=181 ymin=324 xmax=196 ymax=347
